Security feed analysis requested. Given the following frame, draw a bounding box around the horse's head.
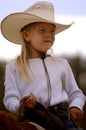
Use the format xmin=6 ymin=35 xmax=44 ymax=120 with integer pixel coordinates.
xmin=0 ymin=111 xmax=38 ymax=130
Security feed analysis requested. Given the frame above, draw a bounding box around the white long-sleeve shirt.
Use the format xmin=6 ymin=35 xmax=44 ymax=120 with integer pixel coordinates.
xmin=4 ymin=56 xmax=86 ymax=113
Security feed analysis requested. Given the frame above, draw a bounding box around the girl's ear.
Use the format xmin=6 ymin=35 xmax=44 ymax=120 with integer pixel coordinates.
xmin=21 ymin=30 xmax=30 ymax=42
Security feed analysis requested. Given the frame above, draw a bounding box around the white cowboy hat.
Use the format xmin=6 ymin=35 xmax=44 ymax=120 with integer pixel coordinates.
xmin=1 ymin=1 xmax=73 ymax=45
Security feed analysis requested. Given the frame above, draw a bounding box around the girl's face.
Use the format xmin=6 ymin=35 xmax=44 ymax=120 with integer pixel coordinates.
xmin=22 ymin=22 xmax=56 ymax=57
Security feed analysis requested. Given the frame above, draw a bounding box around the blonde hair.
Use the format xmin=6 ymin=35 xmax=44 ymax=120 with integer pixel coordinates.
xmin=16 ymin=24 xmax=34 ymax=81
xmin=16 ymin=41 xmax=33 ymax=81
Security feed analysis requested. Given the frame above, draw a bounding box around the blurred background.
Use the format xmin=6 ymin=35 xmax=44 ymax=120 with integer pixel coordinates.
xmin=0 ymin=0 xmax=86 ymax=129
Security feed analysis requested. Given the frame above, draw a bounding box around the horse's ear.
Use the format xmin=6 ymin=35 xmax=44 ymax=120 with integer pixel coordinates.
xmin=0 ymin=111 xmax=11 ymax=130
xmin=0 ymin=111 xmax=21 ymax=130
xmin=7 ymin=113 xmax=20 ymax=130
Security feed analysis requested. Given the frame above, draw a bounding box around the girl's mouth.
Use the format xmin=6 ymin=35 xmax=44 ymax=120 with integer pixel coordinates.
xmin=43 ymin=40 xmax=51 ymax=44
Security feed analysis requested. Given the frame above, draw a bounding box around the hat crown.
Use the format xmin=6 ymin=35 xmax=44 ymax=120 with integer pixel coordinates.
xmin=24 ymin=1 xmax=55 ymax=22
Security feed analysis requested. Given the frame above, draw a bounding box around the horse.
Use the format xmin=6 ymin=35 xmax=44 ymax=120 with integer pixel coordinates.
xmin=0 ymin=111 xmax=45 ymax=130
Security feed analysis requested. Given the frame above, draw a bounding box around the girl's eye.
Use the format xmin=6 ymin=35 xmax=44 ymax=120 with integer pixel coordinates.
xmin=51 ymin=29 xmax=55 ymax=33
xmin=37 ymin=28 xmax=55 ymax=34
xmin=38 ymin=28 xmax=45 ymax=32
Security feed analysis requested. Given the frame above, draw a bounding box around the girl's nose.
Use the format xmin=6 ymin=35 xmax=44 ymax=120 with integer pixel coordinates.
xmin=45 ymin=31 xmax=52 ymax=38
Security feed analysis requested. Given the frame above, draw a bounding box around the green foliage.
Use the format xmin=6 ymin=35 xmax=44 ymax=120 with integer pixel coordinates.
xmin=0 ymin=61 xmax=6 ymax=110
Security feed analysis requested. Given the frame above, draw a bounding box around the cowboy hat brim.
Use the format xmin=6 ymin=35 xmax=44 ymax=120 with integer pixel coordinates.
xmin=1 ymin=13 xmax=73 ymax=45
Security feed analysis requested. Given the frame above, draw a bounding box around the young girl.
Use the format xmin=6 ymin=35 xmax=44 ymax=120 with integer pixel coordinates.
xmin=1 ymin=1 xmax=86 ymax=130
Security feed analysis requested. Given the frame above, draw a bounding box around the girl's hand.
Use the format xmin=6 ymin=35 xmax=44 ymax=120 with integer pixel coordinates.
xmin=20 ymin=93 xmax=37 ymax=109
xmin=24 ymin=93 xmax=37 ymax=109
xmin=20 ymin=96 xmax=28 ymax=103
xmin=68 ymin=107 xmax=83 ymax=121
